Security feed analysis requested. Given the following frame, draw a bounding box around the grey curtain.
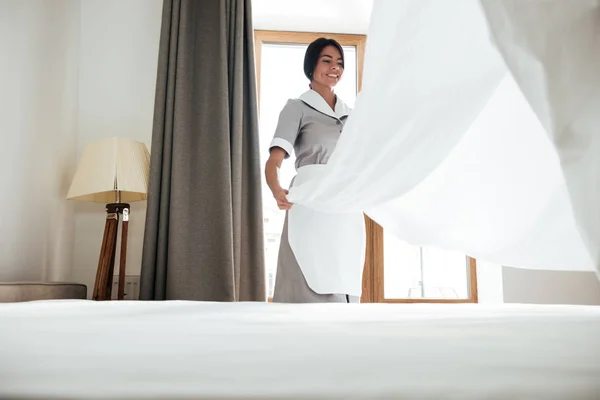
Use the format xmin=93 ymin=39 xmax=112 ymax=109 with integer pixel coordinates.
xmin=139 ymin=0 xmax=265 ymax=301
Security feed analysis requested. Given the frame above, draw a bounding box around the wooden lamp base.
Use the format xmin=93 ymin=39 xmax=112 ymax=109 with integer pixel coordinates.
xmin=92 ymin=203 xmax=130 ymax=300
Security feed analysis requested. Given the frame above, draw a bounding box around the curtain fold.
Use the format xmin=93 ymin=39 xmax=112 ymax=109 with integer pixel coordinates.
xmin=140 ymin=0 xmax=265 ymax=301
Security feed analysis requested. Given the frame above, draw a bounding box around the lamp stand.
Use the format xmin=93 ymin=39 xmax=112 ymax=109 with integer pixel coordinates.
xmin=92 ymin=202 xmax=130 ymax=300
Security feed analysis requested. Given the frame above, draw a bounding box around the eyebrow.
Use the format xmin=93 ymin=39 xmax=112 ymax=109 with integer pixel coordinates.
xmin=321 ymin=54 xmax=343 ymax=61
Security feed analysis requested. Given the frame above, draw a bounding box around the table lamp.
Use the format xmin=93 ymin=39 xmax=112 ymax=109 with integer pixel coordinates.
xmin=67 ymin=137 xmax=150 ymax=300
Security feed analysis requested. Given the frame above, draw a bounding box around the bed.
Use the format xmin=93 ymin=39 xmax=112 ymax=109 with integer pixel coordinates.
xmin=1 ymin=300 xmax=599 ymax=399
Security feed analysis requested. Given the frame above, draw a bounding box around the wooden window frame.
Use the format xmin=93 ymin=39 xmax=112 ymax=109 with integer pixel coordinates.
xmin=364 ymin=221 xmax=478 ymax=304
xmin=254 ymin=30 xmax=477 ymax=304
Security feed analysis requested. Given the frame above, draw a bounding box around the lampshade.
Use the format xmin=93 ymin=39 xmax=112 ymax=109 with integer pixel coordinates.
xmin=67 ymin=137 xmax=150 ymax=203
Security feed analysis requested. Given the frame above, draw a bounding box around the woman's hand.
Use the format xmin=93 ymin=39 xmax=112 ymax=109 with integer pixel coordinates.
xmin=265 ymin=148 xmax=293 ymax=210
xmin=273 ymin=188 xmax=293 ymax=210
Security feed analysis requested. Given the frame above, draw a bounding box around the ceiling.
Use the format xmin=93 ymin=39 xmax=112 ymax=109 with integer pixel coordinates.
xmin=252 ymin=0 xmax=374 ymax=34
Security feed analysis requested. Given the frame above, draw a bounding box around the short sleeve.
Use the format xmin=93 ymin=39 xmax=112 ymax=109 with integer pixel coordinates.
xmin=269 ymin=99 xmax=303 ymax=158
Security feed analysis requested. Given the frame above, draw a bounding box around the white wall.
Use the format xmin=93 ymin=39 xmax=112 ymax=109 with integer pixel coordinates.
xmin=0 ymin=0 xmax=80 ymax=282
xmin=477 ymin=262 xmax=600 ymax=306
xmin=252 ymin=0 xmax=373 ymax=34
xmin=70 ymin=0 xmax=162 ymax=295
xmin=502 ymin=267 xmax=600 ymax=305
xmin=475 ymin=262 xmax=600 ymax=306
xmin=475 ymin=262 xmax=504 ymax=303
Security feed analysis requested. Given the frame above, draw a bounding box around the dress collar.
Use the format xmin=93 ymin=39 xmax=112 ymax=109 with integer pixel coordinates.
xmin=298 ymin=89 xmax=351 ymax=120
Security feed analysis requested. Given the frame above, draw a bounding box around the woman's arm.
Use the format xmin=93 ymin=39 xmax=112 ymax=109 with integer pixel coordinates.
xmin=265 ymin=148 xmax=293 ymax=210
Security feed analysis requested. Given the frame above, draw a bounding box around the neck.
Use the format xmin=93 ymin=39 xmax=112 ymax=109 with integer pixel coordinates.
xmin=310 ymin=82 xmax=336 ymax=109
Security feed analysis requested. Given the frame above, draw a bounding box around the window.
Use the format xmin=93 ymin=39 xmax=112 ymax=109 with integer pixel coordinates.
xmin=254 ymin=30 xmax=477 ymax=303
xmin=380 ymin=232 xmax=478 ymax=302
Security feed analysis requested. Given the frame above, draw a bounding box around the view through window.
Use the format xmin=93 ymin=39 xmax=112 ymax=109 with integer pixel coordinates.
xmin=383 ymin=233 xmax=473 ymax=299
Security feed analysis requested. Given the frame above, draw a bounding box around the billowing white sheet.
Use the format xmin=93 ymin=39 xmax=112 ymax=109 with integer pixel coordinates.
xmin=1 ymin=300 xmax=599 ymax=399
xmin=287 ymin=0 xmax=600 ymax=275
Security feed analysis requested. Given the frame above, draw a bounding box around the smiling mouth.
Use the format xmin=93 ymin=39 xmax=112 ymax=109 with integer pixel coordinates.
xmin=327 ymin=74 xmax=339 ymax=79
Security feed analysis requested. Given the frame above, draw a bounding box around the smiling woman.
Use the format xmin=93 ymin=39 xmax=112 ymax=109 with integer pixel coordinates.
xmin=262 ymin=36 xmax=364 ymax=304
xmin=254 ymin=31 xmax=363 ymax=301
xmin=255 ymin=30 xmax=477 ymax=304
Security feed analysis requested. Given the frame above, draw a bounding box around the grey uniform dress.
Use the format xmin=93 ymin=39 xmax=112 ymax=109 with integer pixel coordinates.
xmin=269 ymin=90 xmax=360 ymax=303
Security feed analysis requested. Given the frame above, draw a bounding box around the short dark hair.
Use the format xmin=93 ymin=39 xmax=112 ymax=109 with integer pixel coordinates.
xmin=303 ymin=38 xmax=345 ymax=81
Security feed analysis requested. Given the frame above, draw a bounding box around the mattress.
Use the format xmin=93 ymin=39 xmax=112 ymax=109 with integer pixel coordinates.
xmin=0 ymin=300 xmax=599 ymax=399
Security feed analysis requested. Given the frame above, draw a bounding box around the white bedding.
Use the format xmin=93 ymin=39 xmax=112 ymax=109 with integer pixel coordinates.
xmin=288 ymin=0 xmax=600 ymax=277
xmin=1 ymin=301 xmax=599 ymax=399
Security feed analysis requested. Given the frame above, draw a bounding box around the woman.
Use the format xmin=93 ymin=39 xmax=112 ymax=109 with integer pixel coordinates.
xmin=265 ymin=38 xmax=365 ymax=303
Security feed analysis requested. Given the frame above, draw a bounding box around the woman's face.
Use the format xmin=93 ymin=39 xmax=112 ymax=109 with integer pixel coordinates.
xmin=311 ymin=45 xmax=344 ymax=88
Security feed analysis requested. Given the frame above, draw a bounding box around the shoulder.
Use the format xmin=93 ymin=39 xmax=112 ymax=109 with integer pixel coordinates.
xmin=283 ymin=98 xmax=304 ymax=110
xmin=279 ymin=98 xmax=305 ymax=117
xmin=275 ymin=98 xmax=304 ymax=129
xmin=280 ymin=99 xmax=304 ymax=120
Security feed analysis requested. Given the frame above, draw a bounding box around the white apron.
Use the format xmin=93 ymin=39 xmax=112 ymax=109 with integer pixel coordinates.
xmin=287 ymin=165 xmax=366 ymax=297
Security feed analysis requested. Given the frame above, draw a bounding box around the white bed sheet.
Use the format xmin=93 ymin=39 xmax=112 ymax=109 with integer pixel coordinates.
xmin=0 ymin=301 xmax=599 ymax=399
